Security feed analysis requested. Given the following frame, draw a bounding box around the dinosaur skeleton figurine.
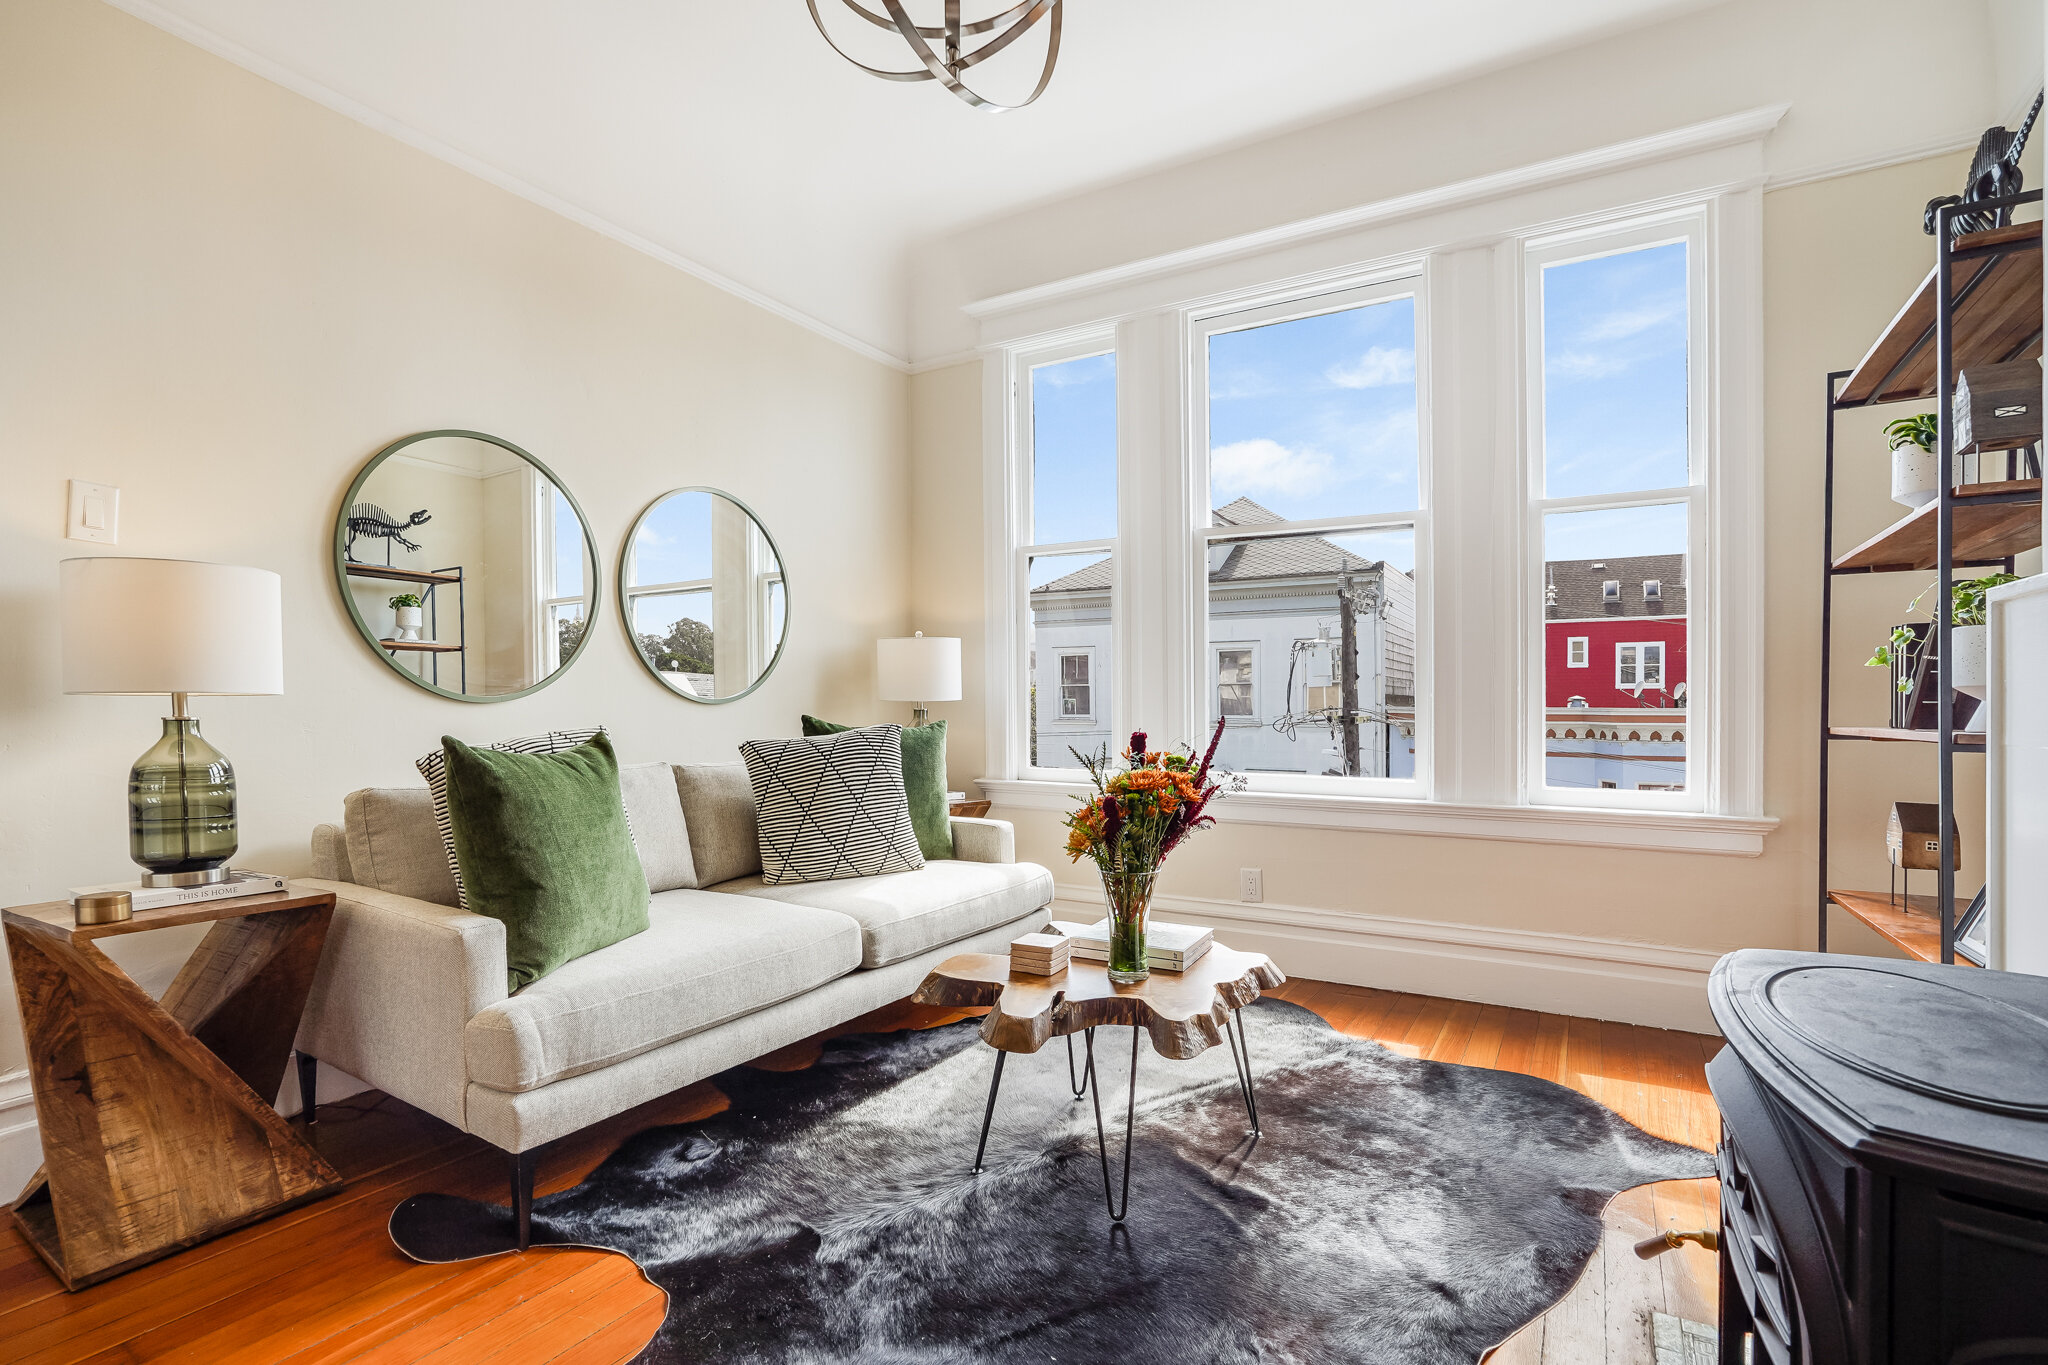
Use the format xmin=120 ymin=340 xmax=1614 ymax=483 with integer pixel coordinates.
xmin=346 ymin=502 xmax=432 ymax=561
xmin=1925 ymin=89 xmax=2042 ymax=240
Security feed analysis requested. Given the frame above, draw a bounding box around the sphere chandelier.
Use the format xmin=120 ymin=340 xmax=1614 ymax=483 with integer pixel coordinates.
xmin=806 ymin=1 xmax=1064 ymax=112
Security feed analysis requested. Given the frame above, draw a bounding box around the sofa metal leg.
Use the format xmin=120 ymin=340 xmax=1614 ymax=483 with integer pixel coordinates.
xmin=295 ymin=1051 xmax=318 ymax=1131
xmin=511 ymin=1149 xmax=536 ymax=1251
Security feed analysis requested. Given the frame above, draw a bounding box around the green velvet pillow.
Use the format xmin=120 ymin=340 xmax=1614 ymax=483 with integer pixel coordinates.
xmin=802 ymin=715 xmax=954 ymax=861
xmin=441 ymin=731 xmax=651 ymax=993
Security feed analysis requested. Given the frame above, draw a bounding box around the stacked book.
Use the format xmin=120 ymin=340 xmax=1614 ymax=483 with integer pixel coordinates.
xmin=69 ymin=869 xmax=286 ymax=913
xmin=1066 ymin=918 xmax=1215 ymax=972
xmin=1008 ymin=931 xmax=1071 ymax=977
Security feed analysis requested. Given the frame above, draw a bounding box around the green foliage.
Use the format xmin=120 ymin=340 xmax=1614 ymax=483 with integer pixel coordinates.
xmin=387 ymin=592 xmax=423 ymax=610
xmin=557 ymin=614 xmax=588 ymax=661
xmin=1882 ymin=413 xmax=1939 ymax=452
xmin=636 ymin=616 xmax=714 ymax=675
xmin=1865 ymin=572 xmax=2021 ymax=690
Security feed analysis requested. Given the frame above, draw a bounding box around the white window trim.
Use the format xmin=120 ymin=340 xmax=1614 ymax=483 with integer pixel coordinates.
xmin=1567 ymin=636 xmax=1589 ymax=668
xmin=1212 ymin=641 xmax=1258 ymax=723
xmin=1615 ymin=640 xmax=1667 ymax=690
xmin=1053 ymin=647 xmax=1098 ymax=723
xmin=976 ymin=111 xmax=1774 ymax=852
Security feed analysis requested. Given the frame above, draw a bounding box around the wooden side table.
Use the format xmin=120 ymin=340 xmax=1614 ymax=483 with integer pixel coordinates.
xmin=948 ymin=799 xmax=993 ymax=819
xmin=4 ymin=886 xmax=344 ymax=1289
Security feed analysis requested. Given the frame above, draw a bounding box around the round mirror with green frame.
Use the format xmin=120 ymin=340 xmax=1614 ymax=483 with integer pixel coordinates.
xmin=334 ymin=429 xmax=600 ymax=702
xmin=618 ymin=487 xmax=789 ymax=703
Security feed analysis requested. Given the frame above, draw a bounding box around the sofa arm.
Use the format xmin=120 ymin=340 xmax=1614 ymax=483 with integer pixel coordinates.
xmin=949 ymin=816 xmax=1015 ymax=865
xmin=310 ymin=823 xmax=352 ymax=882
xmin=295 ymin=878 xmax=508 ymax=1130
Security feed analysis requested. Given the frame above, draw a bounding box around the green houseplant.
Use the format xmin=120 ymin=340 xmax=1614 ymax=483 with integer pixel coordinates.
xmin=1883 ymin=412 xmax=1950 ymax=509
xmin=388 ymin=592 xmax=425 ymax=643
xmin=1866 ymin=572 xmax=2019 ymax=705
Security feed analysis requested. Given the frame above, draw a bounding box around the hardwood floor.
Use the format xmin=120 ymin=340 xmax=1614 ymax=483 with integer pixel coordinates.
xmin=0 ymin=982 xmax=1722 ymax=1363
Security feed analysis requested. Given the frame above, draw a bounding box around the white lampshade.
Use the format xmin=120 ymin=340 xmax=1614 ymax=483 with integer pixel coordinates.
xmin=877 ymin=632 xmax=961 ymax=703
xmin=61 ymin=558 xmax=284 ymax=696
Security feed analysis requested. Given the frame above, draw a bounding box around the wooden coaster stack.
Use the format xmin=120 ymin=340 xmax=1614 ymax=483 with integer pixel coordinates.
xmin=1008 ymin=930 xmax=1071 ymax=977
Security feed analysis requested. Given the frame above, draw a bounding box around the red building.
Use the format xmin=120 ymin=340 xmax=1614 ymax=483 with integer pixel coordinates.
xmin=1543 ymin=553 xmax=1687 ymax=709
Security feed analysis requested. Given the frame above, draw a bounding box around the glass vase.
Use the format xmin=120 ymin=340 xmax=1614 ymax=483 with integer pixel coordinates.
xmin=129 ymin=716 xmax=238 ymax=880
xmin=1101 ymin=867 xmax=1156 ymax=985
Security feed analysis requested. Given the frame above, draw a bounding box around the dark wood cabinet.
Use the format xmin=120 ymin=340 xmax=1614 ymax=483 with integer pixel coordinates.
xmin=1708 ymin=950 xmax=2048 ymax=1364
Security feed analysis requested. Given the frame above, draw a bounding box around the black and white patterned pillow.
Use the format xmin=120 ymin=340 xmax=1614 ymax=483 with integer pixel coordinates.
xmin=417 ymin=728 xmax=628 ymax=909
xmin=740 ymin=725 xmax=925 ymax=885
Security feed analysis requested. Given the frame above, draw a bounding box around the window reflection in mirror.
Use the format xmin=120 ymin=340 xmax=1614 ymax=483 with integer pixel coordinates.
xmin=337 ymin=432 xmax=597 ymax=700
xmin=621 ymin=489 xmax=787 ymax=701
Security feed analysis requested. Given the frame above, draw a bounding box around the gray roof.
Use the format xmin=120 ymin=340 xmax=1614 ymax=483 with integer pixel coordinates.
xmin=1030 ymin=497 xmax=1408 ymax=595
xmin=1545 ymin=552 xmax=1686 ymax=620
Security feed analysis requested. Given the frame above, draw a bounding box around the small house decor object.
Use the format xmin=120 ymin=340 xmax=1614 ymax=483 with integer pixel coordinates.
xmin=1061 ymin=721 xmax=1238 ymax=984
xmin=388 ymin=592 xmax=425 ymax=642
xmin=1887 ymin=801 xmax=1962 ymax=908
xmin=1923 ymin=90 xmax=2042 ymax=240
xmin=1953 ymin=360 xmax=2043 ymax=457
xmin=1007 ymin=930 xmax=1070 ymax=977
xmin=344 ymin=502 xmax=431 ymax=562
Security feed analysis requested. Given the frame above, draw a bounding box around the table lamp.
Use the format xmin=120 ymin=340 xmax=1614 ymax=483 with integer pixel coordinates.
xmin=60 ymin=558 xmax=284 ymax=887
xmin=877 ymin=631 xmax=961 ymax=725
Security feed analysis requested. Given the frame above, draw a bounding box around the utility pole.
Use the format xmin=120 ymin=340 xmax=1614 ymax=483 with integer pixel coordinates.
xmin=1338 ymin=574 xmax=1361 ymax=777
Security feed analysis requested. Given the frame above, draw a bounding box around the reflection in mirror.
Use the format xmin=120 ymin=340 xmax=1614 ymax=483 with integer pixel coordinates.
xmin=621 ymin=489 xmax=787 ymax=701
xmin=337 ymin=431 xmax=597 ymax=700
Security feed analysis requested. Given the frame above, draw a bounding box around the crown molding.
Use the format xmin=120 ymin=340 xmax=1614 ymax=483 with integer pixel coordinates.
xmin=99 ymin=0 xmax=914 ymax=373
xmin=963 ymin=104 xmax=1791 ymax=325
xmin=1762 ymin=131 xmax=1981 ymax=192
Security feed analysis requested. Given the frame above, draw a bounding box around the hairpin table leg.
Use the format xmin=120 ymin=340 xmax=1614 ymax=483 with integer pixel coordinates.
xmin=1088 ymin=1027 xmax=1140 ymax=1222
xmin=1065 ymin=1027 xmax=1095 ymax=1098
xmin=1225 ymin=1006 xmax=1261 ymax=1135
xmin=972 ymin=1049 xmax=1008 ymax=1174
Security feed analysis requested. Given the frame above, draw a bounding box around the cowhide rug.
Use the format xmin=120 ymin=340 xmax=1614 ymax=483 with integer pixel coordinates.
xmin=391 ymin=998 xmax=1713 ymax=1364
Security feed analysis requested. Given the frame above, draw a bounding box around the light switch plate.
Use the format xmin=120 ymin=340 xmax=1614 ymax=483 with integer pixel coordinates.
xmin=67 ymin=480 xmax=119 ymax=544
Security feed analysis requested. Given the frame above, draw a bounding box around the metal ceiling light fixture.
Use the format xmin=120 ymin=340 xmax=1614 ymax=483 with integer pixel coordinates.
xmin=806 ymin=1 xmax=1063 ymax=111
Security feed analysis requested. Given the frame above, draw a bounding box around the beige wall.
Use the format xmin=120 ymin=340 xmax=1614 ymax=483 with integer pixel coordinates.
xmin=915 ymin=150 xmax=2024 ymax=987
xmin=0 ymin=0 xmax=910 ymax=1074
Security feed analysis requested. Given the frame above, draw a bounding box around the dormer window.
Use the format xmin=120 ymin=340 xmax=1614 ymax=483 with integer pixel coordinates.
xmin=1643 ymin=579 xmax=1662 ymax=602
xmin=1601 ymin=580 xmax=1620 ymax=603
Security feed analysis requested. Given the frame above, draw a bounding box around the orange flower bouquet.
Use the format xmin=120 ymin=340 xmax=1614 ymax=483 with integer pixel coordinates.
xmin=1061 ymin=719 xmax=1240 ymax=982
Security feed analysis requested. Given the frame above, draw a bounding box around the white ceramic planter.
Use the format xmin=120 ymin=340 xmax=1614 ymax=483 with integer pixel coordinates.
xmin=394 ymin=605 xmax=424 ymax=642
xmin=1950 ymin=622 xmax=1989 ymax=700
xmin=1890 ymin=444 xmax=1967 ymax=508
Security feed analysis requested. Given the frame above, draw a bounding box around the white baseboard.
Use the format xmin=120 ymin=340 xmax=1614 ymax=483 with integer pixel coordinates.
xmin=0 ymin=1070 xmax=39 ymax=1198
xmin=1050 ymin=885 xmax=1724 ymax=1035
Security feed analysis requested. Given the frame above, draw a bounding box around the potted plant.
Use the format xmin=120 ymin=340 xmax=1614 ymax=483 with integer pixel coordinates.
xmin=388 ymin=592 xmax=425 ymax=642
xmin=1866 ymin=573 xmax=2018 ymax=720
xmin=1883 ymin=413 xmax=1953 ymax=508
xmin=1061 ymin=722 xmax=1239 ymax=983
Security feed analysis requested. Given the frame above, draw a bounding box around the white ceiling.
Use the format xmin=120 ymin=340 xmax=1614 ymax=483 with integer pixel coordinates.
xmin=109 ymin=0 xmax=1714 ymax=365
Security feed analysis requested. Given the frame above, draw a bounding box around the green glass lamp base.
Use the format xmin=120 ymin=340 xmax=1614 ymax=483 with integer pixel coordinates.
xmin=129 ymin=713 xmax=239 ymax=882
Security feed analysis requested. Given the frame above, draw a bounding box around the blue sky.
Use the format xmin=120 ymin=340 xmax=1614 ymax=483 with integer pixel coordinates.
xmin=1031 ymin=353 xmax=1117 ymax=544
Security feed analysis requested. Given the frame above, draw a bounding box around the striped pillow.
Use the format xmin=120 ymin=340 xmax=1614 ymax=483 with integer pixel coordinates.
xmin=418 ymin=729 xmax=629 ymax=909
xmin=740 ymin=725 xmax=924 ymax=885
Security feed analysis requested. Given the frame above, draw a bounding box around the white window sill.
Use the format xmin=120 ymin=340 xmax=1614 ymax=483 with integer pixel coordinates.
xmin=977 ymin=778 xmax=1777 ymax=857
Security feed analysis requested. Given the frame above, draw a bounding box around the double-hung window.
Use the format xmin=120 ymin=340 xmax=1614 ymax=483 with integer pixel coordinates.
xmin=540 ymin=477 xmax=587 ymax=674
xmin=1194 ymin=280 xmax=1424 ymax=787
xmin=1526 ymin=220 xmax=1703 ymax=805
xmin=1017 ymin=343 xmax=1117 ymax=773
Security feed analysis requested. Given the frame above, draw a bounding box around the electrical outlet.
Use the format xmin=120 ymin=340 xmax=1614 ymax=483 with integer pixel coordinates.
xmin=67 ymin=480 xmax=119 ymax=544
xmin=1239 ymin=868 xmax=1263 ymax=903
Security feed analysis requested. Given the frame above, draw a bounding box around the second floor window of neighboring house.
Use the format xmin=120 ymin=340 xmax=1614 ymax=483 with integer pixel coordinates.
xmin=1059 ymin=652 xmax=1093 ymax=718
xmin=1568 ymin=637 xmax=1588 ymax=667
xmin=1216 ymin=647 xmax=1254 ymax=717
xmin=1617 ymin=641 xmax=1664 ymax=689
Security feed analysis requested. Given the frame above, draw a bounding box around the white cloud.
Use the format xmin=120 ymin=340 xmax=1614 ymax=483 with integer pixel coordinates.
xmin=1211 ymin=439 xmax=1336 ymax=498
xmin=1581 ymin=293 xmax=1684 ymax=343
xmin=1548 ymin=350 xmax=1630 ymax=380
xmin=1325 ymin=346 xmax=1415 ymax=389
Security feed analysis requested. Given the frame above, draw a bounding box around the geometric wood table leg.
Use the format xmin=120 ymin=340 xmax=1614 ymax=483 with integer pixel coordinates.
xmin=5 ymin=912 xmax=342 ymax=1290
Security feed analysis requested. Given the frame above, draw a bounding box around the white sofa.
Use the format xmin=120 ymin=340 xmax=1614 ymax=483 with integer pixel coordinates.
xmin=298 ymin=759 xmax=1052 ymax=1246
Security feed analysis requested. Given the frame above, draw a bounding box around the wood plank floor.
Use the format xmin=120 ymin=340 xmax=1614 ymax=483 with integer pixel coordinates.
xmin=0 ymin=981 xmax=1723 ymax=1363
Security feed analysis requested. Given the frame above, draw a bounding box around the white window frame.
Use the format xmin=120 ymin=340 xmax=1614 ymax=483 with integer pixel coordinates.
xmin=1643 ymin=579 xmax=1663 ymax=602
xmin=1188 ymin=276 xmax=1430 ymax=798
xmin=538 ymin=476 xmax=585 ymax=675
xmin=1523 ymin=212 xmax=1711 ymax=813
xmin=1010 ymin=334 xmax=1121 ymax=780
xmin=1213 ymin=642 xmax=1258 ymax=722
xmin=1054 ymin=647 xmax=1097 ymax=722
xmin=1567 ymin=636 xmax=1589 ymax=668
xmin=1615 ymin=640 xmax=1666 ymax=690
xmin=974 ymin=113 xmax=1771 ymax=855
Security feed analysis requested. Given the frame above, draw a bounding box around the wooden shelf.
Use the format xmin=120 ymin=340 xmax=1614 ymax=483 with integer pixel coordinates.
xmin=1837 ymin=222 xmax=2043 ymax=407
xmin=1831 ymin=478 xmax=2042 ymax=572
xmin=1826 ymin=889 xmax=1979 ymax=966
xmin=344 ymin=563 xmax=462 ymax=586
xmin=1828 ymin=726 xmax=1986 ymax=747
xmin=379 ymin=640 xmax=464 ymax=653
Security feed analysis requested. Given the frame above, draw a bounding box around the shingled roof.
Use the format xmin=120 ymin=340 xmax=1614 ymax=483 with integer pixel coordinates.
xmin=1545 ymin=552 xmax=1686 ymax=620
xmin=1030 ymin=497 xmax=1410 ymax=594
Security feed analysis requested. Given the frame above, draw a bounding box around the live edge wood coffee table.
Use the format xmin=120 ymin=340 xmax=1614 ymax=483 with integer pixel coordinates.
xmin=4 ymin=886 xmax=344 ymax=1289
xmin=914 ymin=941 xmax=1284 ymax=1221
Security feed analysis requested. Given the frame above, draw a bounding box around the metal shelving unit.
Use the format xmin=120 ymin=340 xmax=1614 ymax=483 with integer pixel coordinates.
xmin=1819 ymin=192 xmax=2043 ymax=965
xmin=343 ymin=561 xmax=469 ymax=695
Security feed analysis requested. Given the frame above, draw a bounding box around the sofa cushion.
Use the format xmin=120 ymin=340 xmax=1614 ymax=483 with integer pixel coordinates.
xmin=465 ymin=888 xmax=862 ymax=1093
xmin=343 ymin=787 xmax=460 ymax=906
xmin=674 ymin=763 xmax=761 ymax=886
xmin=418 ymin=727 xmax=611 ymax=909
xmin=741 ymin=726 xmax=924 ymax=884
xmin=618 ymin=761 xmax=696 ymax=892
xmin=710 ymin=859 xmax=1054 ymax=968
